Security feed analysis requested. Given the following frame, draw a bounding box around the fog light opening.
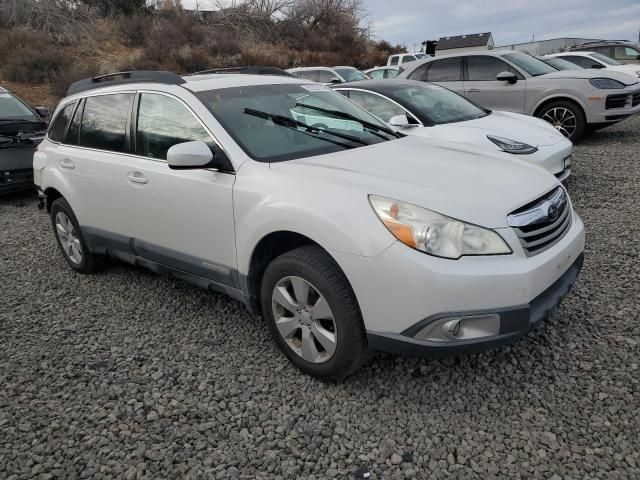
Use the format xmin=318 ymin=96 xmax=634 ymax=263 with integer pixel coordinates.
xmin=415 ymin=314 xmax=501 ymax=343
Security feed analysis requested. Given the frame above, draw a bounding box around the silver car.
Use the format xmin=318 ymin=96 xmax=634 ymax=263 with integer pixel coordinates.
xmin=398 ymin=50 xmax=640 ymax=140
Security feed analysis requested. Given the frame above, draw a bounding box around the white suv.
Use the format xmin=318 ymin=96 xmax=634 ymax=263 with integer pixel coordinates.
xmin=34 ymin=70 xmax=585 ymax=380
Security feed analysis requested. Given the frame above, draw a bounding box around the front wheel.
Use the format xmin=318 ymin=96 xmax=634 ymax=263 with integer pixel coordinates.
xmin=537 ymin=100 xmax=586 ymax=142
xmin=260 ymin=246 xmax=368 ymax=381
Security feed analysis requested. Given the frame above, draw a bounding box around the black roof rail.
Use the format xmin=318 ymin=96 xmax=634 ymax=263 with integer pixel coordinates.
xmin=66 ymin=71 xmax=187 ymax=96
xmin=186 ymin=66 xmax=295 ymax=78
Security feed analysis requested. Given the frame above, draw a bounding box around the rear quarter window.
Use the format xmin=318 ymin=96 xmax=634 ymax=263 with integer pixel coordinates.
xmin=47 ymin=102 xmax=76 ymax=142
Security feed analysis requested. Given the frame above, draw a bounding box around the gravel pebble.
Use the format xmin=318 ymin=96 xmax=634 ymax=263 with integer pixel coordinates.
xmin=1 ymin=118 xmax=639 ymax=478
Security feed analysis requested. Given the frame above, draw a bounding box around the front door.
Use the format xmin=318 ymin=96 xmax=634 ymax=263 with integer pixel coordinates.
xmin=463 ymin=55 xmax=527 ymax=113
xmin=129 ymin=92 xmax=238 ymax=287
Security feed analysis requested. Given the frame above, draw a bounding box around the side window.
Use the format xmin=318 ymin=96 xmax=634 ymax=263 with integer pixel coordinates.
xmin=79 ymin=94 xmax=133 ymax=153
xmin=384 ymin=69 xmax=399 ymax=79
xmin=136 ymin=93 xmax=214 ymax=160
xmin=426 ymin=58 xmax=462 ymax=82
xmin=407 ymin=63 xmax=429 ymax=81
xmin=47 ymin=102 xmax=76 ymax=142
xmin=65 ymin=100 xmax=83 ymax=145
xmin=299 ymin=70 xmax=319 ymax=81
xmin=467 ymin=56 xmax=514 ymax=80
xmin=401 ymin=55 xmax=417 ymax=64
xmin=615 ymin=46 xmax=640 ymax=60
xmin=347 ymin=91 xmax=408 ymax=124
xmin=593 ymin=46 xmax=613 ymax=56
xmin=317 ymin=70 xmax=338 ymax=83
xmin=368 ymin=70 xmax=384 ymax=79
xmin=389 ymin=56 xmax=399 ymax=66
xmin=562 ymin=56 xmax=597 ymax=69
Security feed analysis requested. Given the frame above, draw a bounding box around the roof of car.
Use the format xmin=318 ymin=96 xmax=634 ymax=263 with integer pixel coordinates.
xmin=437 ymin=32 xmax=492 ymax=50
xmin=547 ymin=52 xmax=596 ymax=57
xmin=183 ymin=73 xmax=305 ymax=92
xmin=333 ymin=79 xmax=429 ymax=91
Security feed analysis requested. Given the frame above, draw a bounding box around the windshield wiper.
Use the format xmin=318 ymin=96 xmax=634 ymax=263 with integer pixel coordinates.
xmin=294 ymin=103 xmax=401 ymax=139
xmin=243 ymin=108 xmax=369 ymax=147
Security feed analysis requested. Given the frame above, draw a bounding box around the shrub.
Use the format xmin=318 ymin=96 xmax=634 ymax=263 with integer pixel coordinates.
xmin=118 ymin=14 xmax=148 ymax=47
xmin=4 ymin=46 xmax=72 ymax=84
xmin=51 ymin=60 xmax=101 ymax=98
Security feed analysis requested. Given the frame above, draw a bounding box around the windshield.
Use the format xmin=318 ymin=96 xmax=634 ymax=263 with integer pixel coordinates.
xmin=415 ymin=54 xmax=427 ymax=59
xmin=590 ymin=52 xmax=621 ymax=66
xmin=0 ymin=89 xmax=37 ymax=120
xmin=545 ymin=57 xmax=583 ymax=70
xmin=196 ymin=83 xmax=397 ymax=162
xmin=387 ymin=83 xmax=487 ymax=125
xmin=334 ymin=68 xmax=369 ymax=82
xmin=504 ymin=52 xmax=556 ymax=76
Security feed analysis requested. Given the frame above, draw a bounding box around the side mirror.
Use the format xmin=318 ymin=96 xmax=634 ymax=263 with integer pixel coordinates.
xmin=389 ymin=114 xmax=410 ymax=127
xmin=35 ymin=107 xmax=50 ymax=118
xmin=167 ymin=141 xmax=231 ymax=171
xmin=496 ymin=71 xmax=517 ymax=84
xmin=329 ymin=78 xmax=342 ymax=84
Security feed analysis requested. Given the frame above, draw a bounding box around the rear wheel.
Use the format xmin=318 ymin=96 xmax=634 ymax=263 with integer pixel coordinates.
xmin=261 ymin=246 xmax=367 ymax=381
xmin=537 ymin=100 xmax=586 ymax=141
xmin=50 ymin=198 xmax=105 ymax=274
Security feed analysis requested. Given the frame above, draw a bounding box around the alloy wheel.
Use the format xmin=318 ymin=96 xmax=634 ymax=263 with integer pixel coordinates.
xmin=55 ymin=212 xmax=83 ymax=265
xmin=271 ymin=276 xmax=337 ymax=364
xmin=542 ymin=107 xmax=577 ymax=138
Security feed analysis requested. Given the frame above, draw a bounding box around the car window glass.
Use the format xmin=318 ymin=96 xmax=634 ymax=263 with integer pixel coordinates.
xmin=136 ymin=93 xmax=214 ymax=160
xmin=614 ymin=46 xmax=639 ymax=60
xmin=48 ymin=102 xmax=76 ymax=142
xmin=389 ymin=56 xmax=399 ymax=66
xmin=561 ymin=56 xmax=597 ymax=68
xmin=407 ymin=63 xmax=429 ymax=81
xmin=65 ymin=101 xmax=82 ymax=145
xmin=299 ymin=70 xmax=318 ymax=81
xmin=467 ymin=56 xmax=514 ymax=80
xmin=426 ymin=58 xmax=462 ymax=82
xmin=79 ymin=94 xmax=133 ymax=152
xmin=317 ymin=70 xmax=338 ymax=83
xmin=384 ymin=69 xmax=399 ymax=79
xmin=346 ymin=91 xmax=408 ymax=124
xmin=590 ymin=52 xmax=620 ymax=65
xmin=368 ymin=70 xmax=384 ymax=79
xmin=401 ymin=55 xmax=417 ymax=64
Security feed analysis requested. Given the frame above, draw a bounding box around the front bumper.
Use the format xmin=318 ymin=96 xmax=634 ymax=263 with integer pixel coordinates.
xmin=528 ymin=139 xmax=572 ymax=178
xmin=367 ymin=253 xmax=583 ymax=358
xmin=586 ymin=88 xmax=640 ymax=124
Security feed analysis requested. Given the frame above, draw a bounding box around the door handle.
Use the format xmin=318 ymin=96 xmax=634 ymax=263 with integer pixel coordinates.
xmin=59 ymin=158 xmax=75 ymax=170
xmin=467 ymin=88 xmax=481 ymax=93
xmin=127 ymin=172 xmax=148 ymax=185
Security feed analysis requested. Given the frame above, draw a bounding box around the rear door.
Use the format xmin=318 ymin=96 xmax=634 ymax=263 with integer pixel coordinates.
xmin=66 ymin=92 xmax=139 ymax=252
xmin=128 ymin=92 xmax=237 ymax=284
xmin=411 ymin=58 xmax=465 ymax=95
xmin=464 ymin=55 xmax=526 ymax=113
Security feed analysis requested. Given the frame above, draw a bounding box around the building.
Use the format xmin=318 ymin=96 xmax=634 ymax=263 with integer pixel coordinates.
xmin=435 ymin=32 xmax=494 ymax=56
xmin=497 ymin=37 xmax=603 ymax=56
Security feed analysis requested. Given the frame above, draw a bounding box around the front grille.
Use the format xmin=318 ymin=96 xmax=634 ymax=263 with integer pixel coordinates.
xmin=606 ymin=93 xmax=628 ymax=109
xmin=507 ymin=187 xmax=572 ymax=256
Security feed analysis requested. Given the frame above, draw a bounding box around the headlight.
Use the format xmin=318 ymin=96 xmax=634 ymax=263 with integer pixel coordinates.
xmin=589 ymin=78 xmax=625 ymax=89
xmin=487 ymin=135 xmax=538 ymax=154
xmin=369 ymin=195 xmax=512 ymax=259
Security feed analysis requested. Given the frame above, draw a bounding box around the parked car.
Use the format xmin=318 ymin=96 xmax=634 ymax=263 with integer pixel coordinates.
xmin=398 ymin=50 xmax=640 ymax=140
xmin=0 ymin=87 xmax=48 ymax=194
xmin=388 ymin=53 xmax=429 ymax=66
xmin=333 ymin=79 xmax=573 ymax=181
xmin=365 ymin=66 xmax=401 ymax=79
xmin=35 ymin=70 xmax=585 ymax=380
xmin=567 ymin=41 xmax=640 ymax=64
xmin=544 ymin=52 xmax=640 ymax=78
xmin=540 ymin=57 xmax=585 ymax=71
xmin=286 ymin=66 xmax=370 ymax=84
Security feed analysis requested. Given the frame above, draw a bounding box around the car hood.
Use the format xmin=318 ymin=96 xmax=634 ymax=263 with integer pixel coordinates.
xmin=271 ymin=136 xmax=559 ymax=228
xmin=606 ymin=65 xmax=640 ymax=77
xmin=538 ymin=69 xmax=640 ymax=85
xmin=406 ymin=111 xmax=567 ymax=147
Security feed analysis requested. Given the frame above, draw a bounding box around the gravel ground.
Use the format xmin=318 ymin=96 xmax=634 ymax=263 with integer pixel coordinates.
xmin=1 ymin=118 xmax=639 ymax=480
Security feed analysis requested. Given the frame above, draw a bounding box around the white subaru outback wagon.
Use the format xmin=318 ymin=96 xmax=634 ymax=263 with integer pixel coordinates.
xmin=34 ymin=70 xmax=585 ymax=380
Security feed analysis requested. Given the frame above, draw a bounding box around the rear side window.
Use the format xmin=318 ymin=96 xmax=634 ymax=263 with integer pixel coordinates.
xmin=426 ymin=58 xmax=462 ymax=82
xmin=65 ymin=100 xmax=83 ymax=145
xmin=614 ymin=46 xmax=640 ymax=61
xmin=401 ymin=55 xmax=417 ymax=64
xmin=467 ymin=56 xmax=513 ymax=80
xmin=317 ymin=70 xmax=338 ymax=83
xmin=560 ymin=56 xmax=597 ymax=69
xmin=79 ymin=94 xmax=133 ymax=153
xmin=299 ymin=70 xmax=319 ymax=81
xmin=48 ymin=102 xmax=76 ymax=142
xmin=407 ymin=63 xmax=429 ymax=81
xmin=136 ymin=93 xmax=214 ymax=160
xmin=389 ymin=56 xmax=399 ymax=66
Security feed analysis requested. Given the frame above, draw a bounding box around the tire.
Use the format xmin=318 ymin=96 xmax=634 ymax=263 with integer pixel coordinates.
xmin=261 ymin=246 xmax=368 ymax=381
xmin=536 ymin=100 xmax=586 ymax=142
xmin=50 ymin=198 xmax=105 ymax=274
